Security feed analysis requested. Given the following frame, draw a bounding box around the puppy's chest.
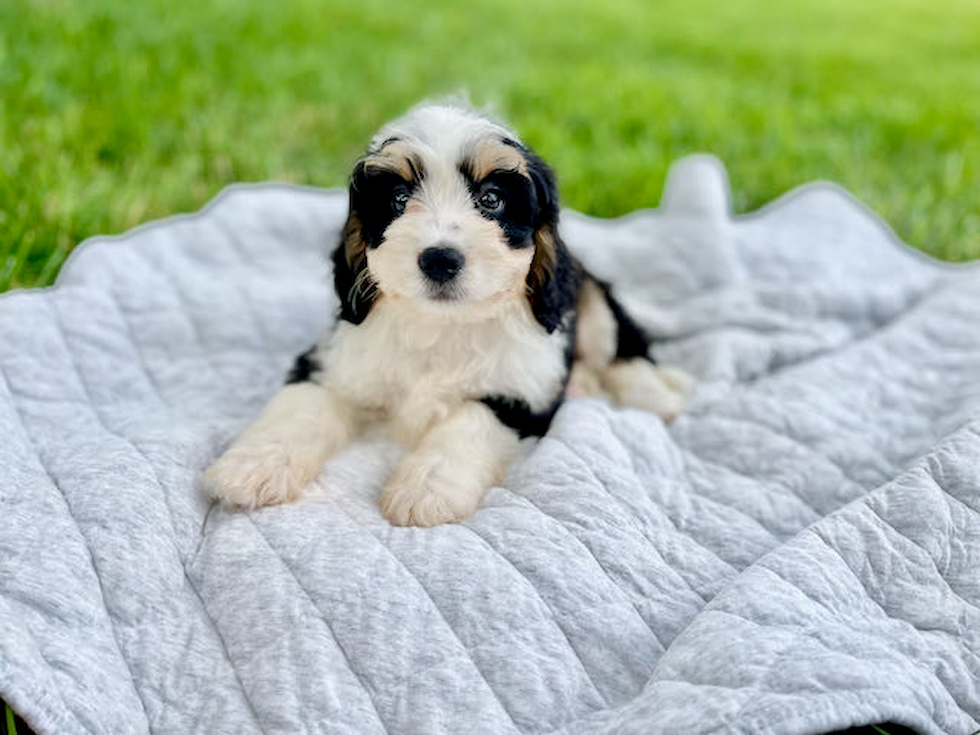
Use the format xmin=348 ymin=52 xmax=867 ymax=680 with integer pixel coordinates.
xmin=324 ymin=308 xmax=568 ymax=417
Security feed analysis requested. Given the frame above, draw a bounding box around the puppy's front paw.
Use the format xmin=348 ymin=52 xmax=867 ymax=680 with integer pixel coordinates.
xmin=379 ymin=451 xmax=485 ymax=527
xmin=202 ymin=442 xmax=311 ymax=509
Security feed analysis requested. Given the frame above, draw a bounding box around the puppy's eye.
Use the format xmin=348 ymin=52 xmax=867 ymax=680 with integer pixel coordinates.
xmin=478 ymin=188 xmax=505 ymax=212
xmin=392 ymin=189 xmax=410 ymax=214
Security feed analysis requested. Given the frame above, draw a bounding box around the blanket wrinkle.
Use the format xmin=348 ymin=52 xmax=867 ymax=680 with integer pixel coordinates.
xmin=246 ymin=516 xmax=391 ymax=734
xmin=311 ymin=504 xmax=528 ymax=732
xmin=807 ymin=529 xmax=979 ymax=717
xmin=0 ymin=367 xmax=152 ymax=733
xmin=447 ymin=517 xmax=610 ymax=709
xmin=51 ymin=290 xmax=266 ymax=734
xmin=546 ymin=430 xmax=711 ymax=610
xmin=515 ymin=434 xmax=674 ymax=653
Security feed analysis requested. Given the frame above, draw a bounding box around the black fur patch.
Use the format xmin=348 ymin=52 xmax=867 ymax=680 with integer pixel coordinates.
xmin=349 ymin=161 xmax=420 ymax=248
xmin=531 ymin=242 xmax=581 ymax=334
xmin=481 ymin=395 xmax=562 ymax=438
xmin=331 ymin=237 xmax=364 ymax=324
xmin=333 ymin=152 xmax=425 ymax=324
xmin=523 ymin=148 xmax=559 ymax=229
xmin=285 ymin=346 xmax=321 ymax=384
xmin=594 ymin=279 xmax=656 ymax=361
xmin=460 ymin=167 xmax=538 ymax=249
xmin=518 ymin=146 xmax=582 ymax=334
xmin=458 ymin=139 xmax=579 ymax=334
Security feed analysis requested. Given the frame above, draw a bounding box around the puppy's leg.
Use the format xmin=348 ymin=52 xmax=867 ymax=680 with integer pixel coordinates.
xmin=202 ymin=381 xmax=354 ymax=508
xmin=600 ymin=358 xmax=692 ymax=422
xmin=569 ymin=278 xmax=618 ymax=399
xmin=575 ymin=276 xmax=693 ymax=421
xmin=380 ymin=401 xmax=519 ymax=527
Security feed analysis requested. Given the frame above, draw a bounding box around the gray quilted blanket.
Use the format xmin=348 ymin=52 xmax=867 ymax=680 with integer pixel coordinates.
xmin=1 ymin=156 xmax=978 ymax=735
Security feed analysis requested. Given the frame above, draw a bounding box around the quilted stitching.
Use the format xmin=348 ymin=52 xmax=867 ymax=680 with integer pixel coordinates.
xmin=321 ymin=502 xmax=524 ymax=732
xmin=247 ymin=517 xmax=389 ymax=733
xmin=0 ymin=320 xmax=153 ymax=732
xmin=101 ymin=288 xmax=268 ymax=733
xmin=0 ymin=367 xmax=147 ymax=735
xmin=49 ymin=294 xmax=266 ymax=733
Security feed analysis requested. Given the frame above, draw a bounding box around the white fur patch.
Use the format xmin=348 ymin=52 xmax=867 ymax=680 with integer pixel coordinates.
xmin=371 ymin=103 xmax=518 ymax=163
xmin=575 ymin=279 xmax=618 ymax=370
xmin=379 ymin=401 xmax=518 ymax=526
xmin=202 ymin=383 xmax=354 ymax=508
xmin=366 ymin=193 xmax=533 ymax=311
xmin=319 ymin=296 xmax=567 ymax=447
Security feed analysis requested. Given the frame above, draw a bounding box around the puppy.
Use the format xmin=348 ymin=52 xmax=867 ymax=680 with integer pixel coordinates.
xmin=203 ymin=103 xmax=692 ymax=526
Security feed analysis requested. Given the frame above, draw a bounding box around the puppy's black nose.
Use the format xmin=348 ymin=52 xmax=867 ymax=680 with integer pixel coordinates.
xmin=418 ymin=246 xmax=465 ymax=284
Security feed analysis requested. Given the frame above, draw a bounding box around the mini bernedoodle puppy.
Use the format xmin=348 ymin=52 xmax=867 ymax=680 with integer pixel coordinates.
xmin=203 ymin=102 xmax=692 ymax=526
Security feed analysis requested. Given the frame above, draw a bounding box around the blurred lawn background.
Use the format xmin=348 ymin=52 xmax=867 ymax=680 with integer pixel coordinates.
xmin=1 ymin=0 xmax=978 ymax=292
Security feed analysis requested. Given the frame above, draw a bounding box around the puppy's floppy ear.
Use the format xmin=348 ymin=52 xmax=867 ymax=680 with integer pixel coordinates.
xmin=524 ymin=150 xmax=579 ymax=333
xmin=525 ymin=149 xmax=559 ymax=228
xmin=332 ymin=162 xmax=378 ymax=324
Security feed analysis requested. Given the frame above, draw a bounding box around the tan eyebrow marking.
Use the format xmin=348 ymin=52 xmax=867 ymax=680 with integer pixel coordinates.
xmin=362 ymin=140 xmax=423 ymax=181
xmin=469 ymin=137 xmax=529 ymax=180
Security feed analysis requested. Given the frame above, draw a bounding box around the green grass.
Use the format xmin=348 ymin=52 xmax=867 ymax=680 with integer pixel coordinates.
xmin=3 ymin=702 xmax=19 ymax=735
xmin=1 ymin=0 xmax=978 ymax=291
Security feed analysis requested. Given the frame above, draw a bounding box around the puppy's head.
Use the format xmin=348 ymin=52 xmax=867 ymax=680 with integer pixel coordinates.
xmin=334 ymin=103 xmax=565 ymax=329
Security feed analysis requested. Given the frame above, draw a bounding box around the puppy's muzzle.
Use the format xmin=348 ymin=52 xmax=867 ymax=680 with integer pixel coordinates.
xmin=418 ymin=245 xmax=465 ymax=285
